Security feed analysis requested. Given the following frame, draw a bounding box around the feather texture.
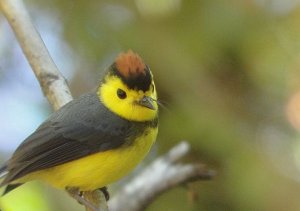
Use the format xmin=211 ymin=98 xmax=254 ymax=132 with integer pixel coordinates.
xmin=1 ymin=92 xmax=157 ymax=186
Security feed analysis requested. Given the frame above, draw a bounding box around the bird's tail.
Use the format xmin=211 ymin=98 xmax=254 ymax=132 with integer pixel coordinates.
xmin=0 ymin=164 xmax=8 ymax=179
xmin=0 ymin=164 xmax=18 ymax=196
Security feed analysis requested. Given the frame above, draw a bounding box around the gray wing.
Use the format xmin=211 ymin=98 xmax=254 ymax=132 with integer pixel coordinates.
xmin=2 ymin=92 xmax=134 ymax=185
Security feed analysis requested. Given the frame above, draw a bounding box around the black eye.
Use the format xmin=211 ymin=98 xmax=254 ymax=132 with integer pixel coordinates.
xmin=117 ymin=88 xmax=127 ymax=99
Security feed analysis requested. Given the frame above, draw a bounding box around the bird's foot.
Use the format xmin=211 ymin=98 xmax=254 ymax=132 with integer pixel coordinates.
xmin=99 ymin=186 xmax=110 ymax=201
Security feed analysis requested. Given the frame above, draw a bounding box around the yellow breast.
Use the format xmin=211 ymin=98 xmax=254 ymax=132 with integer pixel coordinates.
xmin=20 ymin=127 xmax=158 ymax=191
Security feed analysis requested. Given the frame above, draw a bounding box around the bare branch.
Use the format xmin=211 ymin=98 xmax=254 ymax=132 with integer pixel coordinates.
xmin=0 ymin=1 xmax=214 ymax=211
xmin=83 ymin=190 xmax=109 ymax=211
xmin=0 ymin=0 xmax=72 ymax=110
xmin=109 ymin=142 xmax=215 ymax=211
xmin=0 ymin=0 xmax=107 ymax=210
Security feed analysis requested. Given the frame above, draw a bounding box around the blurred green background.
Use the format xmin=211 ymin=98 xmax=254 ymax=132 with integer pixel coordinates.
xmin=1 ymin=0 xmax=300 ymax=210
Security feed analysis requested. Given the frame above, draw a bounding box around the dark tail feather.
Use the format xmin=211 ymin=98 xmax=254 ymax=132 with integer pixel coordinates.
xmin=0 ymin=164 xmax=8 ymax=178
xmin=0 ymin=164 xmax=20 ymax=196
xmin=2 ymin=183 xmax=23 ymax=195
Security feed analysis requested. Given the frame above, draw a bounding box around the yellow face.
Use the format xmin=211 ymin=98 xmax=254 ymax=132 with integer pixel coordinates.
xmin=98 ymin=75 xmax=158 ymax=122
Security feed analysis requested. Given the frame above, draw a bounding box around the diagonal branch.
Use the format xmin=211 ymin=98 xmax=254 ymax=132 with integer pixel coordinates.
xmin=0 ymin=0 xmax=107 ymax=210
xmin=0 ymin=0 xmax=72 ymax=110
xmin=0 ymin=1 xmax=215 ymax=211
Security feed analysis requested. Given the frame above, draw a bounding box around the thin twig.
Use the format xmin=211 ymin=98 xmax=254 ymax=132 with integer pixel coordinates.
xmin=109 ymin=142 xmax=215 ymax=211
xmin=0 ymin=0 xmax=107 ymax=210
xmin=83 ymin=190 xmax=109 ymax=211
xmin=66 ymin=188 xmax=99 ymax=211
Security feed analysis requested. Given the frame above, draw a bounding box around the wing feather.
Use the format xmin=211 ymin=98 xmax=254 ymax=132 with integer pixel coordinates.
xmin=2 ymin=92 xmax=135 ymax=185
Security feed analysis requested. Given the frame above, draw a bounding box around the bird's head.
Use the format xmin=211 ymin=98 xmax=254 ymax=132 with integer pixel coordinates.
xmin=98 ymin=50 xmax=158 ymax=122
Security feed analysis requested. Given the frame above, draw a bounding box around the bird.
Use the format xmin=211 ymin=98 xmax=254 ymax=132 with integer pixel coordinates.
xmin=0 ymin=50 xmax=159 ymax=206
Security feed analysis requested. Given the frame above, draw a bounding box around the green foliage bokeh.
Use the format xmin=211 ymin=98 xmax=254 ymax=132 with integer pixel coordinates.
xmin=2 ymin=0 xmax=300 ymax=210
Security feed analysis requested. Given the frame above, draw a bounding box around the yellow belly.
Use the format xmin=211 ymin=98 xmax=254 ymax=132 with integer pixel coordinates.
xmin=19 ymin=127 xmax=158 ymax=190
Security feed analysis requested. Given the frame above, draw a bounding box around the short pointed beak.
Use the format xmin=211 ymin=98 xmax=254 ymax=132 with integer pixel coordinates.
xmin=137 ymin=96 xmax=156 ymax=110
